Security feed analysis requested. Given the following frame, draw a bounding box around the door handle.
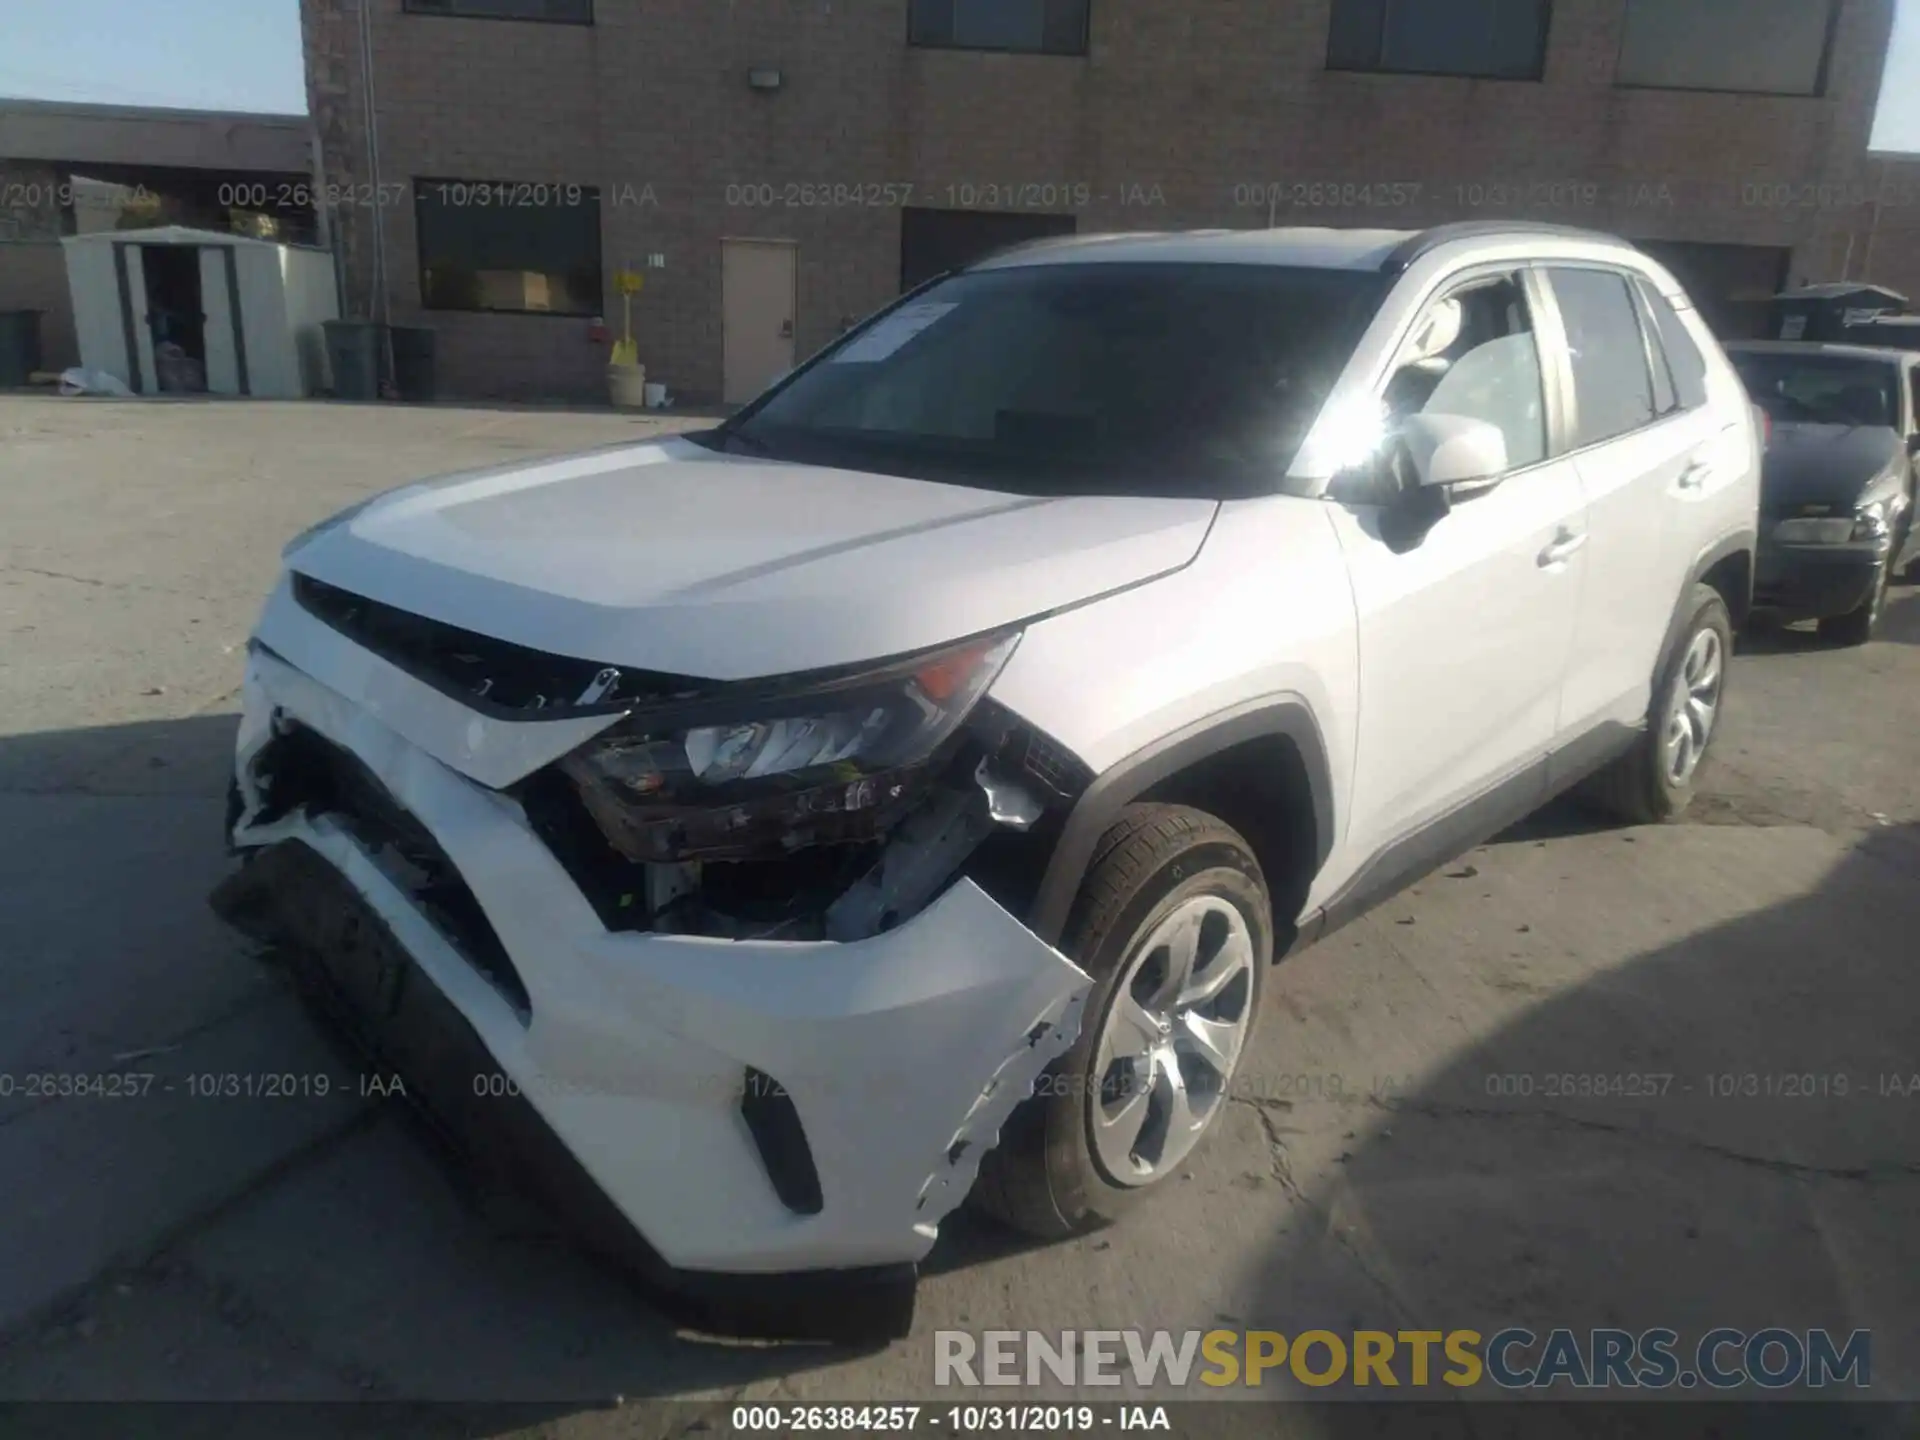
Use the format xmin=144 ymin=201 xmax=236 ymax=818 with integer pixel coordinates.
xmin=1538 ymin=530 xmax=1587 ymax=567
xmin=778 ymin=319 xmax=793 ymax=339
xmin=1676 ymin=459 xmax=1711 ymax=491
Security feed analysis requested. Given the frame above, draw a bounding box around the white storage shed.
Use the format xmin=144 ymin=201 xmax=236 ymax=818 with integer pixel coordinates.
xmin=62 ymin=226 xmax=340 ymax=399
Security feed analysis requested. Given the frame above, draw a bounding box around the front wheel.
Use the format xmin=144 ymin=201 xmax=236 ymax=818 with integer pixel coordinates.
xmin=972 ymin=804 xmax=1271 ymax=1238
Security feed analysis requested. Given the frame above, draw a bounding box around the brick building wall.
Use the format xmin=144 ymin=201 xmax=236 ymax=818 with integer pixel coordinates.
xmin=1839 ymin=155 xmax=1920 ymax=304
xmin=304 ymin=0 xmax=1903 ymax=404
xmin=0 ymin=161 xmax=77 ymax=370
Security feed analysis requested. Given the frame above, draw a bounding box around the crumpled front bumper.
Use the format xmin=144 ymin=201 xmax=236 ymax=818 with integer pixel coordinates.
xmin=217 ymin=643 xmax=1091 ymax=1335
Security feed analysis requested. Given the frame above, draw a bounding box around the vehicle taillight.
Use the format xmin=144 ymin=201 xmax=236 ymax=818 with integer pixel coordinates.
xmin=1757 ymin=408 xmax=1772 ymax=448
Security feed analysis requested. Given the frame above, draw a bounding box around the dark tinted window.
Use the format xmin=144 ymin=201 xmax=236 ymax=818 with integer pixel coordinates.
xmin=1636 ymin=280 xmax=1709 ymax=410
xmin=899 ymin=207 xmax=1077 ymax=291
xmin=404 ymin=0 xmax=592 ymax=20
xmin=909 ymin=0 xmax=1089 ymax=54
xmin=1548 ymin=268 xmax=1656 ymax=449
xmin=1727 ymin=352 xmax=1899 ymax=428
xmin=714 ymin=263 xmax=1389 ymax=498
xmin=414 ymin=180 xmax=602 ymax=316
xmin=1616 ymin=0 xmax=1832 ymax=95
xmin=1328 ymin=0 xmax=1550 ymax=80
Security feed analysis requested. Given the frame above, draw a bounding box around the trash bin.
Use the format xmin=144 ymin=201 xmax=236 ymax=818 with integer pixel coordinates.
xmin=388 ymin=325 xmax=436 ymax=402
xmin=324 ymin=319 xmax=382 ymax=401
xmin=1767 ymin=284 xmax=1908 ymax=343
xmin=0 ymin=309 xmax=44 ymax=387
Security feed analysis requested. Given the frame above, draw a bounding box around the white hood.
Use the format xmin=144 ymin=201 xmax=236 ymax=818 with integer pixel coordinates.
xmin=287 ymin=436 xmax=1217 ymax=680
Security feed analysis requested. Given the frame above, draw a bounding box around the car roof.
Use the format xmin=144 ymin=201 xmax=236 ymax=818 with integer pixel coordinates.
xmin=1723 ymin=340 xmax=1914 ymax=364
xmin=967 ymin=227 xmax=1421 ymax=272
xmin=967 ymin=221 xmax=1665 ymax=284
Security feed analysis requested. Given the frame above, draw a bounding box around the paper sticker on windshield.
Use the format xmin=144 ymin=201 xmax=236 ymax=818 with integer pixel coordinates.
xmin=831 ymin=302 xmax=958 ymax=363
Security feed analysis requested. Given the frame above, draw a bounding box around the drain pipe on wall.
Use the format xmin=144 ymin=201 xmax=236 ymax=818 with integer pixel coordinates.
xmin=356 ymin=0 xmax=396 ymax=389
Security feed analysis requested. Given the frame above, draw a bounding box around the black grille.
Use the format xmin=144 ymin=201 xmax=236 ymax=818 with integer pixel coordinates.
xmin=1021 ymin=728 xmax=1093 ymax=800
xmin=291 ymin=573 xmax=712 ymax=718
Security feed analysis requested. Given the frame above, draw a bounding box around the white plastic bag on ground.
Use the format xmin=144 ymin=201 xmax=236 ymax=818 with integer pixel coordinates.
xmin=58 ymin=367 xmax=134 ymax=398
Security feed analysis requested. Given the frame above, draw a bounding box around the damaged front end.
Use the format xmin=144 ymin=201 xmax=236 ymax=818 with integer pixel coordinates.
xmin=511 ymin=622 xmax=1090 ymax=944
xmin=219 ymin=576 xmax=1096 ymax=1339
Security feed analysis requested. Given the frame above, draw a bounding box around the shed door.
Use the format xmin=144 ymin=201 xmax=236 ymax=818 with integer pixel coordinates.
xmin=198 ymin=247 xmax=248 ymax=396
xmin=112 ymin=243 xmax=157 ymax=394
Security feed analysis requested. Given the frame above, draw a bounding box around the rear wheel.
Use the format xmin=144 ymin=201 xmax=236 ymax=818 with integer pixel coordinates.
xmin=1583 ymin=583 xmax=1731 ymax=825
xmin=972 ymin=804 xmax=1270 ymax=1238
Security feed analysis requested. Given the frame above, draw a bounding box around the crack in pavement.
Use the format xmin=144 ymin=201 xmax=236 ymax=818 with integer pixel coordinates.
xmin=0 ymin=1104 xmax=378 ymax=1355
xmin=0 ymin=984 xmax=287 ymax=1133
xmin=1369 ymin=1097 xmax=1920 ymax=1184
xmin=0 ymin=564 xmax=221 ymax=603
xmin=1229 ymin=1095 xmax=1418 ymax=1326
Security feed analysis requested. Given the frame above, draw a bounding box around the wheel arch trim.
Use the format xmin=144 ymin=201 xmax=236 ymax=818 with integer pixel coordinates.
xmin=1673 ymin=526 xmax=1757 ymax=655
xmin=1025 ymin=696 xmax=1334 ymax=946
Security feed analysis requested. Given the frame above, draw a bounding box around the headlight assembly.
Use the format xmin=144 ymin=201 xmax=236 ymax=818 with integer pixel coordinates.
xmin=1772 ymin=515 xmax=1860 ymax=545
xmin=1773 ymin=489 xmax=1896 ymax=546
xmin=556 ymin=630 xmax=1021 ymax=862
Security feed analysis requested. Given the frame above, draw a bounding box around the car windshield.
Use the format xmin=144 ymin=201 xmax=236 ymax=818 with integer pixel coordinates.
xmin=1728 ymin=351 xmax=1899 ymax=428
xmin=703 ymin=262 xmax=1389 ymax=499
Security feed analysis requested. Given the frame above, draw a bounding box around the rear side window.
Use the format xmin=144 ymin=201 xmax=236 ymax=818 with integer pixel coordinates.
xmin=1635 ymin=279 xmax=1710 ymax=412
xmin=1635 ymin=285 xmax=1680 ymax=417
xmin=1547 ymin=267 xmax=1657 ymax=450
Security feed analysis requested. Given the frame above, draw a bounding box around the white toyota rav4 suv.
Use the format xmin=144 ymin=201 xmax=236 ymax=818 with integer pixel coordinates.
xmin=215 ymin=222 xmax=1759 ymax=1339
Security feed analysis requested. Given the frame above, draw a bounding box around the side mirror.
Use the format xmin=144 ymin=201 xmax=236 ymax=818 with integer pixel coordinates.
xmin=1398 ymin=412 xmax=1510 ymax=490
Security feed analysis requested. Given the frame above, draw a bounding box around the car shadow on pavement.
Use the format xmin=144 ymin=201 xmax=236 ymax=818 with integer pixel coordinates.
xmin=0 ymin=712 xmax=1047 ymax=1421
xmin=1738 ymin=582 xmax=1920 ymax=654
xmin=1235 ymin=818 xmax=1920 ymax=1431
xmin=1879 ymin=586 xmax=1920 ymax=647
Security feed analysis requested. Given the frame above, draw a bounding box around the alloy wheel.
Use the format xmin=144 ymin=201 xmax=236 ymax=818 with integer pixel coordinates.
xmin=1088 ymin=893 xmax=1256 ymax=1186
xmin=1662 ymin=626 xmax=1723 ymax=787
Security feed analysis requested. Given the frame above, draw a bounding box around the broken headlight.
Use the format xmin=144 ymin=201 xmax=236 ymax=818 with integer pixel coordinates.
xmin=557 ymin=631 xmax=1020 ymax=862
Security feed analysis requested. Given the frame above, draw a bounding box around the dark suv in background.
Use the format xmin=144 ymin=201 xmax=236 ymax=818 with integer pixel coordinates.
xmin=1727 ymin=341 xmax=1920 ymax=645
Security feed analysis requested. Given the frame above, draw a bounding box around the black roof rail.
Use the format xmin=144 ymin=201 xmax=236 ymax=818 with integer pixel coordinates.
xmin=1379 ymin=221 xmax=1633 ymax=274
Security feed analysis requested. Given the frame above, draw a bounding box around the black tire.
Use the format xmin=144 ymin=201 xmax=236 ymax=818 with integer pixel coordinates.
xmin=1583 ymin=583 xmax=1733 ymax=825
xmin=972 ymin=804 xmax=1271 ymax=1238
xmin=1817 ymin=560 xmax=1889 ymax=647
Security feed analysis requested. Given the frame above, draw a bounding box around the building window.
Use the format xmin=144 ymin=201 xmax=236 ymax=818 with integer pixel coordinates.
xmin=1616 ymin=0 xmax=1835 ymax=96
xmin=1327 ymin=0 xmax=1550 ymax=80
xmin=899 ymin=207 xmax=1078 ymax=291
xmin=414 ymin=180 xmax=602 ymax=316
xmin=402 ymin=0 xmax=593 ymax=23
xmin=908 ymin=0 xmax=1090 ymax=55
